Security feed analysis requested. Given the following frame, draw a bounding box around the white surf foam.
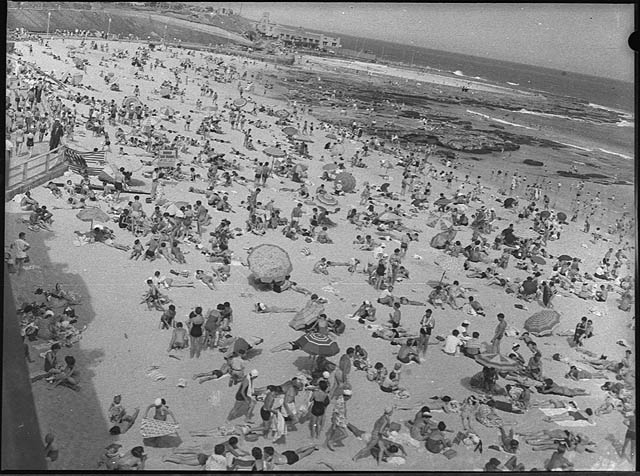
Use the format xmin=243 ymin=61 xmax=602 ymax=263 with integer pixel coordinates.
xmin=466 ymin=110 xmax=536 ymax=130
xmin=598 ymin=148 xmax=633 ymax=161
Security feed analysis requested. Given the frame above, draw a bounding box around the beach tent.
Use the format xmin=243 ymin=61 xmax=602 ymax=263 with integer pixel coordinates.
xmin=289 ymin=300 xmax=325 ymax=331
xmin=334 ymin=172 xmax=356 ymax=193
xmin=430 ymin=228 xmax=457 ymax=249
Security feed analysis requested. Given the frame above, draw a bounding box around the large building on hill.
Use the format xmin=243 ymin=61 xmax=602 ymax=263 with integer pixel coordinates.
xmin=256 ymin=12 xmax=341 ymax=50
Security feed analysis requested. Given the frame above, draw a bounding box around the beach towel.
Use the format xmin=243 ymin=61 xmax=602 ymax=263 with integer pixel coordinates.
xmin=553 ymin=420 xmax=596 ymax=427
xmin=540 ymin=408 xmax=570 ymax=417
xmin=140 ymin=418 xmax=179 ymax=438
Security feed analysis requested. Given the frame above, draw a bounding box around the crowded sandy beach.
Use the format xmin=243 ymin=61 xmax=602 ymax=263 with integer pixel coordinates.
xmin=4 ymin=22 xmax=635 ymax=472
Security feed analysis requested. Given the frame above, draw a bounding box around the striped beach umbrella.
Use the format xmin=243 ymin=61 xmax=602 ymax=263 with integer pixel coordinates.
xmin=474 ymin=353 xmax=521 ymax=371
xmin=294 ymin=333 xmax=340 ymax=357
xmin=233 ymin=98 xmax=247 ymax=108
xmin=524 ymin=310 xmax=561 ymax=334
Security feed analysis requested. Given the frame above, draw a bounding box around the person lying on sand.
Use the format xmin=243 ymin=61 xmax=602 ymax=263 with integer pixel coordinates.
xmin=109 ymin=407 xmax=140 ymax=435
xmin=543 ymin=408 xmax=594 ymax=424
xmin=195 ymin=269 xmax=217 ymax=290
xmin=253 ymin=302 xmax=298 ymax=313
xmin=536 ymin=378 xmax=590 ymax=397
xmin=263 ymin=445 xmax=319 ymax=468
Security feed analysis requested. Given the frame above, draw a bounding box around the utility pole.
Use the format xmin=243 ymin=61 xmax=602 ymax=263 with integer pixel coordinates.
xmin=163 ymin=23 xmax=167 ymax=44
xmin=107 ymin=17 xmax=111 ymax=39
xmin=46 ymin=11 xmax=51 ymax=35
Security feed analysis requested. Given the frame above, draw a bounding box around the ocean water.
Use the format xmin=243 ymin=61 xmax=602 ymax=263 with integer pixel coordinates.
xmin=337 ymin=34 xmax=634 ymax=113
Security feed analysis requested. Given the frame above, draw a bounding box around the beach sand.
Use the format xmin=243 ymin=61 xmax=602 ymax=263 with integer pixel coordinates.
xmin=6 ymin=38 xmax=635 ymax=471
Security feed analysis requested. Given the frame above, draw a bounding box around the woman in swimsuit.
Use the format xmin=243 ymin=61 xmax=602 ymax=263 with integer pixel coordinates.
xmin=309 ymin=380 xmax=330 ymax=439
xmin=188 ymin=307 xmax=205 ymax=359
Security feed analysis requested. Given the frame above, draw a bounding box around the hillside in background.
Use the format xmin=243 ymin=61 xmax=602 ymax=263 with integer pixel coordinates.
xmin=6 ymin=7 xmax=252 ymax=46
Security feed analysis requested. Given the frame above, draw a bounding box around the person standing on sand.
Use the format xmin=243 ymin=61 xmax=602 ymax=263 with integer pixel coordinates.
xmin=187 ymin=307 xmax=205 ymax=359
xmin=491 ymin=313 xmax=507 ymax=353
xmin=227 ymin=369 xmax=259 ymax=422
xmin=13 ymin=231 xmax=30 ymax=275
xmin=417 ymin=309 xmax=435 ymax=357
xmin=352 ymin=406 xmax=393 ymax=462
xmin=325 ymin=388 xmax=352 ymax=450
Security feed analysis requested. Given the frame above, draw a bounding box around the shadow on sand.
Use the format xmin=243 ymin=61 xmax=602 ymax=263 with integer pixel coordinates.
xmin=5 ymin=210 xmax=112 ymax=470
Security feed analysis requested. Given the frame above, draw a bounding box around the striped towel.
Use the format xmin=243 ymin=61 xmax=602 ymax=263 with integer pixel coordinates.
xmin=64 ymin=146 xmax=106 ymax=176
xmin=139 ymin=418 xmax=179 ymax=438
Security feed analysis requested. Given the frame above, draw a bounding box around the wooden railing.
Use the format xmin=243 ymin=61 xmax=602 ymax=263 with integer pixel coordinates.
xmin=5 ymin=145 xmax=66 ymax=200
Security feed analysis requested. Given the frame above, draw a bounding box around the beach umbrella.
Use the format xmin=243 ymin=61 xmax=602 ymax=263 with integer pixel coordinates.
xmin=530 ymin=255 xmax=546 ymax=265
xmin=377 ymin=211 xmax=402 ymax=223
xmin=434 ymin=197 xmax=453 ymax=207
xmin=289 ymin=301 xmax=325 ymax=331
xmin=334 ymin=171 xmax=356 ymax=193
xmin=430 ymin=228 xmax=457 ymax=249
xmin=330 ymin=143 xmax=345 ymax=156
xmin=141 ymin=116 xmax=160 ymax=128
xmin=76 ymin=207 xmax=111 ymax=230
xmin=282 ymin=126 xmax=299 ymax=136
xmin=162 ymin=106 xmax=175 ymax=116
xmin=539 ymin=210 xmax=551 ymax=220
xmin=247 ymin=244 xmax=293 ymax=284
xmin=291 ymin=136 xmax=314 ymax=143
xmin=233 ymin=98 xmax=247 ymax=108
xmin=503 ymin=197 xmax=517 ymax=209
xmin=474 ymin=353 xmax=521 ymax=372
xmin=275 ymin=109 xmax=290 ymax=118
xmin=166 ymin=201 xmax=189 ymax=210
xmin=326 ymin=133 xmax=337 ymax=140
xmin=322 ymin=163 xmax=338 ymax=171
xmin=123 ymin=96 xmax=141 ymax=108
xmin=202 ymin=105 xmax=217 ymax=112
xmin=524 ymin=310 xmax=561 ymax=334
xmin=294 ymin=333 xmax=340 ymax=357
xmin=517 ymin=228 xmax=540 ymax=240
xmin=316 ymin=194 xmax=339 ymax=207
xmin=556 ymin=212 xmax=568 ymax=223
xmin=557 ymin=254 xmax=572 ymax=262
xmin=159 ymin=87 xmax=171 ymax=97
xmin=263 ymin=147 xmax=286 ymax=158
xmin=164 ymin=203 xmax=180 ymax=216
